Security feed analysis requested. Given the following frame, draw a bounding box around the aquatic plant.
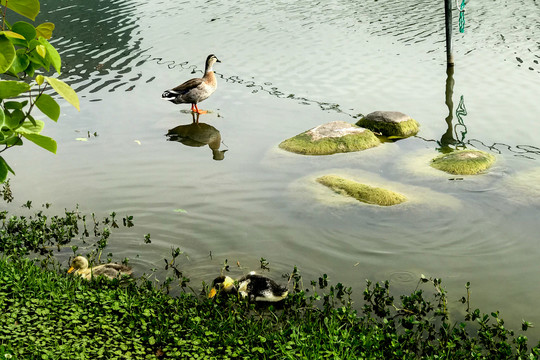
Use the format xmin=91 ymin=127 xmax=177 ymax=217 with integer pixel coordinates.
xmin=430 ymin=149 xmax=495 ymax=175
xmin=0 ymin=0 xmax=79 ymax=183
xmin=1 ymin=256 xmax=540 ymax=359
xmin=279 ymin=121 xmax=380 ymax=155
xmin=317 ymin=174 xmax=407 ymax=206
xmin=1 ymin=204 xmax=540 ymax=358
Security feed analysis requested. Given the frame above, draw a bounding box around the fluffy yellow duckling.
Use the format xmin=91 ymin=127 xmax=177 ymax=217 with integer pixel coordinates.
xmin=67 ymin=256 xmax=132 ymax=280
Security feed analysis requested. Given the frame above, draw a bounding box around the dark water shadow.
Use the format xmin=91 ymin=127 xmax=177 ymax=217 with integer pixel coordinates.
xmin=166 ymin=113 xmax=227 ymax=161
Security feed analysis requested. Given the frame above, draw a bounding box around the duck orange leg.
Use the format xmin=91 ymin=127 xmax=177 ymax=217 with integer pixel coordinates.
xmin=193 ymin=103 xmax=208 ymax=114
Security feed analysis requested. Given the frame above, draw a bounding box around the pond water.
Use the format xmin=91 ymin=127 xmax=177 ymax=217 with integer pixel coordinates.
xmin=4 ymin=0 xmax=540 ymax=338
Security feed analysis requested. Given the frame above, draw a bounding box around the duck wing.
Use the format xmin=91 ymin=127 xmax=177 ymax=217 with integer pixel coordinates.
xmin=171 ymin=78 xmax=204 ymax=95
xmin=238 ymin=274 xmax=288 ymax=301
xmin=92 ymin=264 xmax=132 ymax=278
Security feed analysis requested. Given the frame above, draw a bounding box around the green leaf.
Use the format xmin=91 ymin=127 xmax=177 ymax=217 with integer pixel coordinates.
xmin=1 ymin=156 xmax=10 ymax=182
xmin=3 ymin=101 xmax=24 ymax=110
xmin=0 ymin=156 xmax=16 ymax=181
xmin=36 ymin=44 xmax=46 ymax=58
xmin=25 ymin=61 xmax=38 ymax=77
xmin=22 ymin=133 xmax=57 ymax=153
xmin=16 ymin=119 xmax=44 ymax=134
xmin=8 ymin=50 xmax=30 ymax=75
xmin=35 ymin=93 xmax=60 ymax=121
xmin=40 ymin=38 xmax=61 ymax=74
xmin=2 ymin=134 xmax=23 ymax=147
xmin=36 ymin=23 xmax=55 ymax=39
xmin=0 ymin=80 xmax=30 ymax=99
xmin=5 ymin=109 xmax=25 ymax=129
xmin=0 ymin=108 xmax=4 ymax=126
xmin=28 ymin=39 xmax=50 ymax=70
xmin=0 ymin=34 xmax=16 ymax=73
xmin=12 ymin=21 xmax=37 ymax=42
xmin=0 ymin=30 xmax=25 ymax=39
xmin=45 ymin=77 xmax=80 ymax=111
xmin=0 ymin=0 xmax=40 ymax=21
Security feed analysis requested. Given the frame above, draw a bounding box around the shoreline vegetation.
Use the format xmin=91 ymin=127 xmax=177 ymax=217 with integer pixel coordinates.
xmin=1 ymin=201 xmax=540 ymax=359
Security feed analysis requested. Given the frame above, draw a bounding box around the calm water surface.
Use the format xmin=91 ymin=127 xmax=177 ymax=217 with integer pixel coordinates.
xmin=4 ymin=0 xmax=540 ymax=338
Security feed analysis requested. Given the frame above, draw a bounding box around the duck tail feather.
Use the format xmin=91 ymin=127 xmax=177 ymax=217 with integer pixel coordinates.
xmin=162 ymin=90 xmax=179 ymax=100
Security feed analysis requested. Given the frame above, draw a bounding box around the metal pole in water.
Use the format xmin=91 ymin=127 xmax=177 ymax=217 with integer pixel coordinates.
xmin=444 ymin=0 xmax=454 ymax=67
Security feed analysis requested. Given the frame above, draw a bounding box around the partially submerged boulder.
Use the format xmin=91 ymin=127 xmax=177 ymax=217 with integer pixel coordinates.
xmin=316 ymin=175 xmax=407 ymax=206
xmin=430 ymin=150 xmax=495 ymax=175
xmin=279 ymin=121 xmax=380 ymax=155
xmin=356 ymin=111 xmax=420 ymax=138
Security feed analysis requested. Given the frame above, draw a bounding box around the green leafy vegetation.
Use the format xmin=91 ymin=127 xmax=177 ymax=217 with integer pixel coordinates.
xmin=0 ymin=0 xmax=79 ymax=183
xmin=1 ymin=202 xmax=540 ymax=358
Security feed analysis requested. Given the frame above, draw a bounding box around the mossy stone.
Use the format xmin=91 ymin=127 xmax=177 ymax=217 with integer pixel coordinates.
xmin=356 ymin=111 xmax=420 ymax=138
xmin=430 ymin=150 xmax=495 ymax=175
xmin=316 ymin=175 xmax=407 ymax=206
xmin=279 ymin=121 xmax=380 ymax=155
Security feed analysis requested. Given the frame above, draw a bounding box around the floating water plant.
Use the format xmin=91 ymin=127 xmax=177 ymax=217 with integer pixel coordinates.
xmin=356 ymin=111 xmax=420 ymax=138
xmin=316 ymin=175 xmax=407 ymax=206
xmin=279 ymin=121 xmax=380 ymax=155
xmin=430 ymin=149 xmax=495 ymax=175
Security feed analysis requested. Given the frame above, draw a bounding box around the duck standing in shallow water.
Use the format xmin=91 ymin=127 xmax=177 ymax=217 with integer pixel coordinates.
xmin=67 ymin=256 xmax=133 ymax=280
xmin=209 ymin=272 xmax=288 ymax=302
xmin=162 ymin=54 xmax=220 ymax=114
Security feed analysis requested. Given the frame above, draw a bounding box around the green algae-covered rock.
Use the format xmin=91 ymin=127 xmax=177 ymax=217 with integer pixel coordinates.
xmin=430 ymin=150 xmax=495 ymax=175
xmin=316 ymin=175 xmax=407 ymax=206
xmin=356 ymin=111 xmax=420 ymax=138
xmin=279 ymin=121 xmax=380 ymax=155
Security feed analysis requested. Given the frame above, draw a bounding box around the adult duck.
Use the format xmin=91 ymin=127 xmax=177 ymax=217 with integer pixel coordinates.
xmin=67 ymin=256 xmax=133 ymax=280
xmin=209 ymin=272 xmax=288 ymax=302
xmin=162 ymin=54 xmax=221 ymax=114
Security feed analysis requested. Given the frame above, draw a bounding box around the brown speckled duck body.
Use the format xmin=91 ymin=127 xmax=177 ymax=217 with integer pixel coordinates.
xmin=162 ymin=54 xmax=220 ymax=114
xmin=67 ymin=256 xmax=133 ymax=280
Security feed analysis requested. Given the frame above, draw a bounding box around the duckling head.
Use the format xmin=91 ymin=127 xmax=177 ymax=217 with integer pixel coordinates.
xmin=67 ymin=256 xmax=89 ymax=274
xmin=208 ymin=275 xmax=236 ymax=298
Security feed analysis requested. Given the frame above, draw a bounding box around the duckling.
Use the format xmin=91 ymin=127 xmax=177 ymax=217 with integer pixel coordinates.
xmin=67 ymin=256 xmax=133 ymax=280
xmin=209 ymin=272 xmax=288 ymax=302
xmin=162 ymin=54 xmax=221 ymax=114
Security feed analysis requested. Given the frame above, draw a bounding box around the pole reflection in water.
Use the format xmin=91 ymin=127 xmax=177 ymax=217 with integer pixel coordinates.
xmin=166 ymin=113 xmax=227 ymax=161
xmin=439 ymin=66 xmax=468 ymax=152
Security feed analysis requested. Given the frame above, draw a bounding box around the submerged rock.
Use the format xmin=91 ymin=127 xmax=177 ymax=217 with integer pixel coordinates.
xmin=430 ymin=149 xmax=495 ymax=175
xmin=316 ymin=175 xmax=407 ymax=206
xmin=356 ymin=111 xmax=420 ymax=138
xmin=279 ymin=121 xmax=380 ymax=155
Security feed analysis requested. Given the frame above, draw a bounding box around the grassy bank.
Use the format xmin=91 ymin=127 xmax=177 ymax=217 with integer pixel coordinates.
xmin=1 ymin=203 xmax=540 ymax=359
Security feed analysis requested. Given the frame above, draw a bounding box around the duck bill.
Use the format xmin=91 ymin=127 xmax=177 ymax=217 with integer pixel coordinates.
xmin=67 ymin=266 xmax=75 ymax=274
xmin=208 ymin=288 xmax=217 ymax=298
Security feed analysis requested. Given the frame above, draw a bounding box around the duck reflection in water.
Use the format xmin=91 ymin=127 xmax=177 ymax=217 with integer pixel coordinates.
xmin=166 ymin=113 xmax=227 ymax=160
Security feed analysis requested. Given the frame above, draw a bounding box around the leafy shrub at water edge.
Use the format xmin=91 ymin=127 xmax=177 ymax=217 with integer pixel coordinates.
xmin=1 ymin=0 xmax=79 ymax=183
xmin=1 ymin=204 xmax=540 ymax=359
